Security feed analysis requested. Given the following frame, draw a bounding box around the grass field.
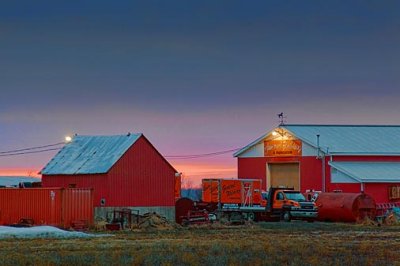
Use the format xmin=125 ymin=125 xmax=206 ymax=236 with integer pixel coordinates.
xmin=1 ymin=222 xmax=399 ymax=266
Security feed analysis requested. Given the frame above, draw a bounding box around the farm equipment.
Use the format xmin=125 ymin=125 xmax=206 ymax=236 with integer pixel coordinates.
xmin=376 ymin=202 xmax=400 ymax=224
xmin=106 ymin=208 xmax=140 ymax=230
xmin=180 ymin=210 xmax=210 ymax=226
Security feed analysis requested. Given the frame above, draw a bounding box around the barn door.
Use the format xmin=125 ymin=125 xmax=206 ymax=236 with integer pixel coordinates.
xmin=268 ymin=163 xmax=300 ymax=190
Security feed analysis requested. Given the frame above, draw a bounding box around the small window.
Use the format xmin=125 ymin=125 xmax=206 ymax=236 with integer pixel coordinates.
xmin=276 ymin=192 xmax=284 ymax=200
xmin=100 ymin=198 xmax=106 ymax=206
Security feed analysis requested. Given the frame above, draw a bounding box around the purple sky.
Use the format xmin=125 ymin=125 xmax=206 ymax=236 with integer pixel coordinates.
xmin=1 ymin=1 xmax=399 ymax=182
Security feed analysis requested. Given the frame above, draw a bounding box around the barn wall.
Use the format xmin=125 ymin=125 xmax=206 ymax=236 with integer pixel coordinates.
xmin=238 ymin=157 xmax=267 ymax=187
xmin=107 ymin=136 xmax=176 ymax=207
xmin=42 ymin=174 xmax=109 ymax=207
xmin=365 ymin=183 xmax=400 ymax=203
xmin=324 ymin=182 xmax=361 ymax=194
xmin=300 ymin=156 xmax=323 ymax=191
xmin=238 ymin=156 xmax=323 ymax=192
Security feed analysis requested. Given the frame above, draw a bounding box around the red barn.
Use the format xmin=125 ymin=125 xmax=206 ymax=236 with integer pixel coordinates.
xmin=41 ymin=133 xmax=179 ymax=220
xmin=234 ymin=125 xmax=400 ymax=204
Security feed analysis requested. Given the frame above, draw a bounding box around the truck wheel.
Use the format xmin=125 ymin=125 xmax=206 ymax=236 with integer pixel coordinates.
xmin=283 ymin=211 xmax=291 ymax=222
xmin=247 ymin=212 xmax=255 ymax=222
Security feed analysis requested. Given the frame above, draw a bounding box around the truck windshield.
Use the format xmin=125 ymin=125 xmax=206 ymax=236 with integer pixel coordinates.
xmin=284 ymin=192 xmax=306 ymax=201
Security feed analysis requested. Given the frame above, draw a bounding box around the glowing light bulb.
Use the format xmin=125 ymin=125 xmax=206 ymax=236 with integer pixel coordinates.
xmin=65 ymin=136 xmax=72 ymax=142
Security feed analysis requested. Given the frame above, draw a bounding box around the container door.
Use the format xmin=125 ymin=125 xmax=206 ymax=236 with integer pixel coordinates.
xmin=202 ymin=180 xmax=220 ymax=203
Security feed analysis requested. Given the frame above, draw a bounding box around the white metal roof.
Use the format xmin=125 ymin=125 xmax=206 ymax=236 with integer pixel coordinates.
xmin=329 ymin=161 xmax=400 ymax=183
xmin=234 ymin=125 xmax=400 ymax=157
xmin=41 ymin=134 xmax=142 ymax=175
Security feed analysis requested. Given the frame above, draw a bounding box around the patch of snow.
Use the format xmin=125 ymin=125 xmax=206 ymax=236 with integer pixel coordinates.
xmin=0 ymin=226 xmax=111 ymax=239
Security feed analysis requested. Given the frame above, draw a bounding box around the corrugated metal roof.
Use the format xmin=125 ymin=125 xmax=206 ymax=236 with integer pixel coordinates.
xmin=41 ymin=134 xmax=142 ymax=175
xmin=284 ymin=125 xmax=400 ymax=154
xmin=234 ymin=125 xmax=400 ymax=156
xmin=329 ymin=161 xmax=400 ymax=183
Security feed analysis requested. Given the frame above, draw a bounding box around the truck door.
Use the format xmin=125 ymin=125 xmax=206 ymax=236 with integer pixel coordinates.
xmin=273 ymin=191 xmax=285 ymax=210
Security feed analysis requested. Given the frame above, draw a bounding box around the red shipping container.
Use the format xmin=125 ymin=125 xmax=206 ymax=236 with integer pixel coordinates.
xmin=202 ymin=179 xmax=263 ymax=206
xmin=0 ymin=188 xmax=93 ymax=228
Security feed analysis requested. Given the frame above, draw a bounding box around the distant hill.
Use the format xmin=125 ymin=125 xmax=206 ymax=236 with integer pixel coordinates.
xmin=0 ymin=176 xmax=41 ymax=187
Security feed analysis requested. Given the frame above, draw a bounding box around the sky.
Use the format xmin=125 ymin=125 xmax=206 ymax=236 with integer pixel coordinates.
xmin=0 ymin=1 xmax=399 ymax=185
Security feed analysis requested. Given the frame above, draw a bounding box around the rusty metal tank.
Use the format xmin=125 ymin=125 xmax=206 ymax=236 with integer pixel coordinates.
xmin=315 ymin=192 xmax=376 ymax=222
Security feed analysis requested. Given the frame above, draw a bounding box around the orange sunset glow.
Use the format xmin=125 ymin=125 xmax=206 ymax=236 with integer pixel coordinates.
xmin=171 ymin=161 xmax=237 ymax=188
xmin=0 ymin=168 xmax=41 ymax=178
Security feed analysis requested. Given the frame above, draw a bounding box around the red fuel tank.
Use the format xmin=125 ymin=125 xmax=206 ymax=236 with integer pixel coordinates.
xmin=315 ymin=192 xmax=376 ymax=222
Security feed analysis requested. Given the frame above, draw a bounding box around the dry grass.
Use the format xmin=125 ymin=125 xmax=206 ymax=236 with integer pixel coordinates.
xmin=1 ymin=222 xmax=400 ymax=265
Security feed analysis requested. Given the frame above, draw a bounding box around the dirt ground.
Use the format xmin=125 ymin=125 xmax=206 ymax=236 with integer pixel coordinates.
xmin=1 ymin=222 xmax=400 ymax=266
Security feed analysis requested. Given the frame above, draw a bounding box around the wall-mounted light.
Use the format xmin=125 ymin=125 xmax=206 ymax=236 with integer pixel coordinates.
xmin=65 ymin=136 xmax=72 ymax=143
xmin=272 ymin=128 xmax=287 ymax=138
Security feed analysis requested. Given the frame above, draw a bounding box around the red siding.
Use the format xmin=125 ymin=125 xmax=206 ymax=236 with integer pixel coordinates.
xmin=238 ymin=156 xmax=323 ymax=192
xmin=42 ymin=174 xmax=108 ymax=207
xmin=238 ymin=157 xmax=267 ymax=187
xmin=107 ymin=136 xmax=176 ymax=207
xmin=300 ymin=157 xmax=323 ymax=192
xmin=364 ymin=183 xmax=400 ymax=204
xmin=325 ymin=183 xmax=361 ymax=193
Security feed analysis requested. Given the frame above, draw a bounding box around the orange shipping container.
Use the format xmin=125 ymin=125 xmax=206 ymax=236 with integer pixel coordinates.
xmin=202 ymin=179 xmax=263 ymax=205
xmin=0 ymin=188 xmax=93 ymax=228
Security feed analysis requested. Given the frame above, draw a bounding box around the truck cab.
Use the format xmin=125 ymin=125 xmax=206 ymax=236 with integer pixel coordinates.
xmin=265 ymin=187 xmax=318 ymax=222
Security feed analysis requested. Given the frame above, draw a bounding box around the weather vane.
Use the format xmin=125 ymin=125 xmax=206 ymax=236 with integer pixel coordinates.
xmin=277 ymin=112 xmax=287 ymax=126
